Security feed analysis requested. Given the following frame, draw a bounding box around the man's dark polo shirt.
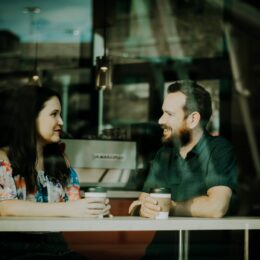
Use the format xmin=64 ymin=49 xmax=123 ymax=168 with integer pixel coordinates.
xmin=143 ymin=132 xmax=238 ymax=214
xmin=142 ymin=132 xmax=241 ymax=259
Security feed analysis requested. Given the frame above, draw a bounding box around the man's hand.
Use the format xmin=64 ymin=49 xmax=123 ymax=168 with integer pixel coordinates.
xmin=128 ymin=192 xmax=149 ymax=216
xmin=129 ymin=192 xmax=161 ymax=218
xmin=140 ymin=195 xmax=161 ymax=218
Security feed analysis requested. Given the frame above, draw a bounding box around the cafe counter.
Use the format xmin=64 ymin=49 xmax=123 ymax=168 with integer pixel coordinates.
xmin=1 ymin=216 xmax=259 ymax=260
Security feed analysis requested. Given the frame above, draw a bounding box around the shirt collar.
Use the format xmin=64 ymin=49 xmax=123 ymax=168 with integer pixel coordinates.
xmin=189 ymin=131 xmax=210 ymax=156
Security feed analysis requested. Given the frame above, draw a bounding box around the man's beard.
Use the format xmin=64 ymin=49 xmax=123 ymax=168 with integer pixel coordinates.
xmin=161 ymin=125 xmax=191 ymax=147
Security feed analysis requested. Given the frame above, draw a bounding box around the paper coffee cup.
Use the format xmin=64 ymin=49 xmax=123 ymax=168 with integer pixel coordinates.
xmin=85 ymin=186 xmax=107 ymax=198
xmin=150 ymin=188 xmax=171 ymax=219
xmin=85 ymin=186 xmax=107 ymax=218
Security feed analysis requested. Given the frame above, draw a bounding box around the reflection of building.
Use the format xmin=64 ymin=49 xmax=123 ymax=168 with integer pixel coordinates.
xmin=21 ymin=42 xmax=91 ymax=68
xmin=0 ymin=30 xmax=20 ymax=52
xmin=0 ymin=30 xmax=91 ymax=73
xmin=0 ymin=30 xmax=20 ymax=72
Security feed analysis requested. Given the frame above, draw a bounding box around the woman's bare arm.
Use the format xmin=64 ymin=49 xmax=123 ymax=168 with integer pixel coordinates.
xmin=0 ymin=198 xmax=110 ymax=218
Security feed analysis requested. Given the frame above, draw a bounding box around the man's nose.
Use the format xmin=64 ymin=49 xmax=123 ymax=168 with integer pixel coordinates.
xmin=158 ymin=114 xmax=165 ymax=125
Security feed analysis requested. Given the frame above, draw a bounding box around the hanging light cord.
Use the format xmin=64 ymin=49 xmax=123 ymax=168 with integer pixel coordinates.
xmin=33 ymin=38 xmax=39 ymax=75
xmin=103 ymin=0 xmax=107 ymax=56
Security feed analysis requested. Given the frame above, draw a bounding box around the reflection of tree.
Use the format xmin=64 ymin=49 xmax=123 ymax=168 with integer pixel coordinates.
xmin=109 ymin=0 xmax=224 ymax=61
xmin=104 ymin=83 xmax=149 ymax=125
xmin=171 ymin=1 xmax=223 ymax=58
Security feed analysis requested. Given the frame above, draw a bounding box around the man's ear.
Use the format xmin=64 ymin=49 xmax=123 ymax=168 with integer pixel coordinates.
xmin=187 ymin=112 xmax=201 ymax=129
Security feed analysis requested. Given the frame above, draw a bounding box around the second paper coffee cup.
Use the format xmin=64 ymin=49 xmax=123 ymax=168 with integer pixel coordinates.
xmin=150 ymin=187 xmax=171 ymax=219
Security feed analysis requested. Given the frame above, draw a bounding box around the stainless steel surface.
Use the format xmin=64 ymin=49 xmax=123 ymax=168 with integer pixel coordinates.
xmin=63 ymin=139 xmax=136 ymax=169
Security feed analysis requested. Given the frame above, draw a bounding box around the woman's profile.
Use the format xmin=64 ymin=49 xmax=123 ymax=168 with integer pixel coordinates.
xmin=0 ymin=85 xmax=110 ymax=259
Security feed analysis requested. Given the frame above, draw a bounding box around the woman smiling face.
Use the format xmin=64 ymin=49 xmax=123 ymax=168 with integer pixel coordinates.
xmin=36 ymin=96 xmax=63 ymax=146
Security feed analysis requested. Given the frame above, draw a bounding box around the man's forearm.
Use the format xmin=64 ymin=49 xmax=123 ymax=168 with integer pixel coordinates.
xmin=170 ymin=196 xmax=217 ymax=217
xmin=170 ymin=186 xmax=231 ymax=218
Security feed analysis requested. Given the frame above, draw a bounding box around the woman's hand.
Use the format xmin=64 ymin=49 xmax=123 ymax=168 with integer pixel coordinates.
xmin=66 ymin=198 xmax=111 ymax=218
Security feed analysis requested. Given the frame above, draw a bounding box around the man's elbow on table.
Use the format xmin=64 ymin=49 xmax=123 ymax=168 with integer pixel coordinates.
xmin=206 ymin=202 xmax=229 ymax=218
xmin=207 ymin=186 xmax=232 ymax=218
xmin=194 ymin=186 xmax=232 ymax=218
xmin=188 ymin=198 xmax=230 ymax=218
xmin=175 ymin=186 xmax=232 ymax=218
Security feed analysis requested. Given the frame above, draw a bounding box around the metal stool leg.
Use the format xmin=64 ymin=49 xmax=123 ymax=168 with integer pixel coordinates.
xmin=244 ymin=225 xmax=249 ymax=260
xmin=179 ymin=230 xmax=183 ymax=260
xmin=184 ymin=230 xmax=189 ymax=260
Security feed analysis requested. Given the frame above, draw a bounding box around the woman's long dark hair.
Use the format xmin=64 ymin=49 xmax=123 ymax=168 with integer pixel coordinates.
xmin=8 ymin=85 xmax=69 ymax=193
xmin=0 ymin=85 xmax=18 ymax=147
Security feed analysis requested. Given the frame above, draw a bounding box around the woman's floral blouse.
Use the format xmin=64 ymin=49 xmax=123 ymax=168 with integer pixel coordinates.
xmin=0 ymin=160 xmax=80 ymax=202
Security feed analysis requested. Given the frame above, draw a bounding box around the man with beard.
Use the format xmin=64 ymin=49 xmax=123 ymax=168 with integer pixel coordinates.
xmin=129 ymin=80 xmax=242 ymax=259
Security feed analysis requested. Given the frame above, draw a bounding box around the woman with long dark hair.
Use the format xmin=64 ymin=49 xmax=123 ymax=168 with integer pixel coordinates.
xmin=0 ymin=85 xmax=110 ymax=259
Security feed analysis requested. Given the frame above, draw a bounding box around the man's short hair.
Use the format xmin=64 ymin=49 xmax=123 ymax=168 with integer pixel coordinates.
xmin=167 ymin=80 xmax=212 ymax=128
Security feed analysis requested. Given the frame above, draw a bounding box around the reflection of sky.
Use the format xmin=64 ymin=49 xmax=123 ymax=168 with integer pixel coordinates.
xmin=0 ymin=0 xmax=92 ymax=43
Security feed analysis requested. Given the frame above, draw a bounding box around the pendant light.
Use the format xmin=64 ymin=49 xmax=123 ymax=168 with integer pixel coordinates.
xmin=95 ymin=0 xmax=112 ymax=90
xmin=23 ymin=6 xmax=42 ymax=86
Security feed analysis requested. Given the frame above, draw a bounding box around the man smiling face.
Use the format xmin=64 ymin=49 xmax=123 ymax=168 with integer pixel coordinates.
xmin=158 ymin=91 xmax=192 ymax=146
